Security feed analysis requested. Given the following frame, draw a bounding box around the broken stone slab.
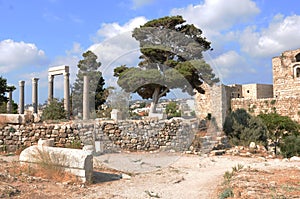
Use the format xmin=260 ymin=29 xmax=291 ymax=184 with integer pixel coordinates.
xmin=19 ymin=145 xmax=93 ymax=183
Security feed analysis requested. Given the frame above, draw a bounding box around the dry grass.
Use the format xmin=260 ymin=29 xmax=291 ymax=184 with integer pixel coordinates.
xmin=20 ymin=148 xmax=80 ymax=183
xmin=217 ymin=167 xmax=300 ymax=198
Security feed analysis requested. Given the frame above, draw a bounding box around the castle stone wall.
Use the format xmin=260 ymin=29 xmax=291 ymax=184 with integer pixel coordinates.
xmin=273 ymin=48 xmax=300 ymax=98
xmin=195 ymin=84 xmax=231 ymax=130
xmin=231 ymin=97 xmax=300 ymax=122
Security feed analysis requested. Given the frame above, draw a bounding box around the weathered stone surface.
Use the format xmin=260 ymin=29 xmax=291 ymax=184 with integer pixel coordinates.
xmin=37 ymin=138 xmax=54 ymax=147
xmin=0 ymin=114 xmax=26 ymax=124
xmin=19 ymin=145 xmax=93 ymax=183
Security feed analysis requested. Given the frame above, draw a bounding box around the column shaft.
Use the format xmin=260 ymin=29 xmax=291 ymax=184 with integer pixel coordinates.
xmin=32 ymin=78 xmax=39 ymax=114
xmin=48 ymin=75 xmax=54 ymax=104
xmin=7 ymin=91 xmax=12 ymax=113
xmin=64 ymin=72 xmax=70 ymax=119
xmin=19 ymin=81 xmax=25 ymax=114
xmin=83 ymin=75 xmax=89 ymax=120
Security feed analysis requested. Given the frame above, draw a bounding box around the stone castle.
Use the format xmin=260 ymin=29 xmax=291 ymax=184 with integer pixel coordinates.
xmin=196 ymin=48 xmax=300 ymax=129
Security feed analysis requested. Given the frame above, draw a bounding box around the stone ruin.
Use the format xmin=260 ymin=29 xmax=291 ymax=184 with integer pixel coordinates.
xmin=195 ymin=48 xmax=300 ymax=125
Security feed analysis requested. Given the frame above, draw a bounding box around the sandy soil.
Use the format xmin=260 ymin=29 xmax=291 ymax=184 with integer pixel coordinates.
xmin=0 ymin=152 xmax=299 ymax=199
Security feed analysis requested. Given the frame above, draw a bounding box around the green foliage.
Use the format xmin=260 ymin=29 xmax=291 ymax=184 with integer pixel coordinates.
xmin=165 ymin=101 xmax=181 ymax=118
xmin=270 ymin=99 xmax=276 ymax=105
xmin=72 ymin=50 xmax=107 ymax=116
xmin=114 ymin=16 xmax=219 ymax=113
xmin=223 ymin=109 xmax=268 ymax=146
xmin=0 ymin=78 xmax=18 ymax=113
xmin=219 ymin=188 xmax=233 ymax=199
xmin=41 ymin=98 xmax=67 ymax=121
xmin=0 ymin=76 xmax=8 ymax=106
xmin=259 ymin=113 xmax=299 ymax=155
xmin=220 ymin=164 xmax=243 ymax=199
xmin=280 ymin=135 xmax=300 ymax=158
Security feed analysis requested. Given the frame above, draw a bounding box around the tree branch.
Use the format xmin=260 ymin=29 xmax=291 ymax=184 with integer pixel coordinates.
xmin=159 ymin=88 xmax=169 ymax=98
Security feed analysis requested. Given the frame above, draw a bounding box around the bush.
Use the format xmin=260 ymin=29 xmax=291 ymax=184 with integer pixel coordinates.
xmin=223 ymin=109 xmax=268 ymax=147
xmin=259 ymin=113 xmax=299 ymax=155
xmin=41 ymin=98 xmax=67 ymax=121
xmin=219 ymin=188 xmax=233 ymax=199
xmin=280 ymin=135 xmax=300 ymax=158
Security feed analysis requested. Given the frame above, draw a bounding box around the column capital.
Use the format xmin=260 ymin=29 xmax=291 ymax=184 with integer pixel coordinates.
xmin=48 ymin=75 xmax=54 ymax=81
xmin=32 ymin=77 xmax=39 ymax=83
xmin=19 ymin=80 xmax=25 ymax=86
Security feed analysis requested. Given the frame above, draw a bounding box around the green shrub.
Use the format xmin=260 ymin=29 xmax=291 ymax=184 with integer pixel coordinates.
xmin=219 ymin=188 xmax=233 ymax=199
xmin=280 ymin=135 xmax=300 ymax=158
xmin=259 ymin=113 xmax=299 ymax=155
xmin=223 ymin=109 xmax=268 ymax=147
xmin=41 ymin=98 xmax=67 ymax=121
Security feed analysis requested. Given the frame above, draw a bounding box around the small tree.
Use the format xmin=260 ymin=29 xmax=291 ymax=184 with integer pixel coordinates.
xmin=0 ymin=76 xmax=8 ymax=106
xmin=280 ymin=135 xmax=300 ymax=158
xmin=165 ymin=101 xmax=181 ymax=118
xmin=223 ymin=109 xmax=268 ymax=147
xmin=41 ymin=99 xmax=67 ymax=121
xmin=259 ymin=113 xmax=299 ymax=155
xmin=72 ymin=50 xmax=106 ymax=116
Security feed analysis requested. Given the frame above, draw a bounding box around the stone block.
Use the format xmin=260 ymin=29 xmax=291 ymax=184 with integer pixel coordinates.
xmin=0 ymin=114 xmax=27 ymax=124
xmin=38 ymin=138 xmax=54 ymax=147
xmin=19 ymin=145 xmax=93 ymax=183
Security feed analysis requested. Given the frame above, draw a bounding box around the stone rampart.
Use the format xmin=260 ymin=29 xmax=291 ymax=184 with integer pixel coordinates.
xmin=231 ymin=97 xmax=300 ymax=122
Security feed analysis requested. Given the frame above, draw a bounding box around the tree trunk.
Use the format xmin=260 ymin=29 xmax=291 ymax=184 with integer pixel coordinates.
xmin=149 ymin=87 xmax=160 ymax=114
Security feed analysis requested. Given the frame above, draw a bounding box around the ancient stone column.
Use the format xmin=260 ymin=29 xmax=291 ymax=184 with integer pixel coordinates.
xmin=83 ymin=75 xmax=89 ymax=120
xmin=48 ymin=75 xmax=54 ymax=104
xmin=6 ymin=90 xmax=13 ymax=113
xmin=32 ymin=78 xmax=39 ymax=114
xmin=19 ymin=81 xmax=25 ymax=114
xmin=64 ymin=72 xmax=70 ymax=119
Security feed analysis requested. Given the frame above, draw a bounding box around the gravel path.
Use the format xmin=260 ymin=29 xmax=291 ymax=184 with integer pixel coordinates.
xmin=84 ymin=153 xmax=300 ymax=199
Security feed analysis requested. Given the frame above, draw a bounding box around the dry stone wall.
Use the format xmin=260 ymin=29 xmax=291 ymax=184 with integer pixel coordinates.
xmin=0 ymin=119 xmax=199 ymax=153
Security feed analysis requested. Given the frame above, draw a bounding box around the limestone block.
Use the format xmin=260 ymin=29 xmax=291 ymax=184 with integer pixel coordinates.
xmin=0 ymin=114 xmax=26 ymax=124
xmin=19 ymin=145 xmax=93 ymax=183
xmin=37 ymin=138 xmax=54 ymax=147
xmin=111 ymin=109 xmax=123 ymax=120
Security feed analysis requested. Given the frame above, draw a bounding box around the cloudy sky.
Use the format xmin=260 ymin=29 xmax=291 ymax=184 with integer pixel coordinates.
xmin=1 ymin=0 xmax=300 ymax=104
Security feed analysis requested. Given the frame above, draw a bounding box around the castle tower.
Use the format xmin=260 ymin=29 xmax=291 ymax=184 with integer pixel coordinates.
xmin=272 ymin=48 xmax=300 ymax=98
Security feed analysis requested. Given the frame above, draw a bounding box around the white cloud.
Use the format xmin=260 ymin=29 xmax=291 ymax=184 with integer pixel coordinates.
xmin=171 ymin=0 xmax=260 ymax=35
xmin=239 ymin=14 xmax=300 ymax=58
xmin=89 ymin=17 xmax=148 ymax=88
xmin=93 ymin=16 xmax=147 ymax=41
xmin=205 ymin=50 xmax=249 ymax=81
xmin=0 ymin=39 xmax=47 ymax=73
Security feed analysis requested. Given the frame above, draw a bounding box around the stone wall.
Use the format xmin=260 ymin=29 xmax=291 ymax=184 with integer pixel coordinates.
xmin=231 ymin=97 xmax=300 ymax=122
xmin=195 ymin=83 xmax=231 ymax=130
xmin=272 ymin=48 xmax=300 ymax=98
xmin=241 ymin=84 xmax=273 ymax=99
xmin=0 ymin=119 xmax=199 ymax=153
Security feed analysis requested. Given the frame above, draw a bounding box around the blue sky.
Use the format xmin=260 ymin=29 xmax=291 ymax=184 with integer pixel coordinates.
xmin=1 ymin=0 xmax=300 ymax=104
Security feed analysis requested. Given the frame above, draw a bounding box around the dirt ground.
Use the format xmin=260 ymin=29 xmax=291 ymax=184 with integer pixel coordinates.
xmin=0 ymin=152 xmax=299 ymax=199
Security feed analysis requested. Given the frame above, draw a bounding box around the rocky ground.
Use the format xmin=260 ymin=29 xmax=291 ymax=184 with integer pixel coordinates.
xmin=0 ymin=151 xmax=299 ymax=199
